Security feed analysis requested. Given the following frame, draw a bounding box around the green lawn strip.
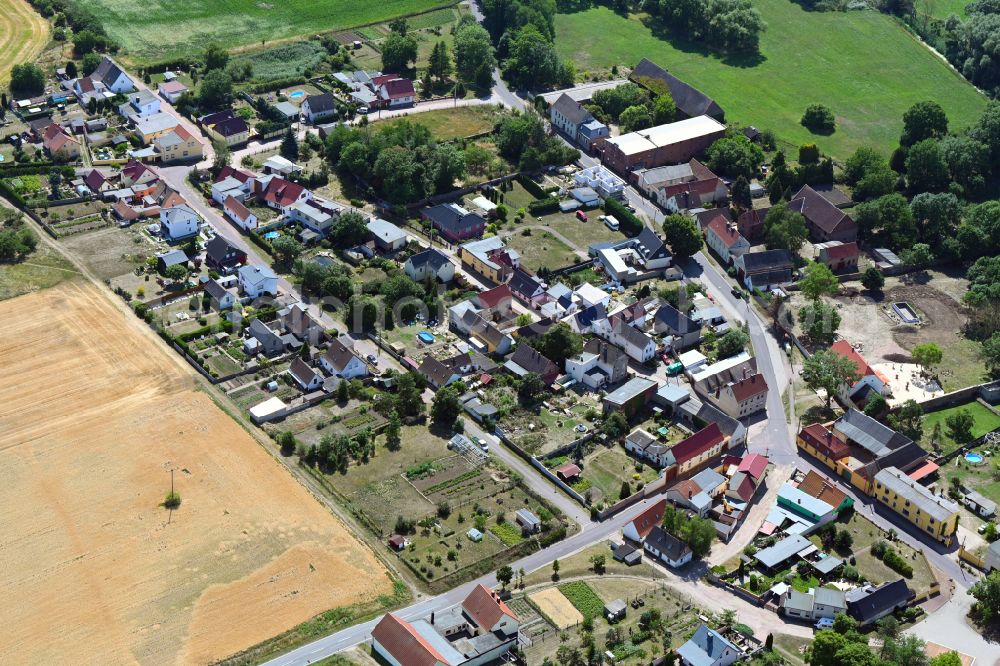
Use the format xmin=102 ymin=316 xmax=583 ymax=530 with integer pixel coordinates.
xmin=504 ymin=229 xmax=579 ymax=272
xmin=558 ymin=581 xmax=605 ymax=620
xmin=915 ymin=0 xmax=968 ymax=19
xmin=554 ymin=2 xmax=986 ymax=158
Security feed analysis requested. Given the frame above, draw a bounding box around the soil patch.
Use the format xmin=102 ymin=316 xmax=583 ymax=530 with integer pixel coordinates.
xmin=529 ymin=587 xmax=584 ymax=629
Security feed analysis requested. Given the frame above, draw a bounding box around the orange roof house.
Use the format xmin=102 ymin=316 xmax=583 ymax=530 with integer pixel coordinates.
xmin=830 ymin=340 xmax=891 ymax=403
xmin=623 ymin=498 xmax=667 ymax=543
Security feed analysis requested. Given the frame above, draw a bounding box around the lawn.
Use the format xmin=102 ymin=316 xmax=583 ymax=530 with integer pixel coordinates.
xmin=916 ymin=0 xmax=969 ymax=19
xmin=0 ymin=244 xmax=80 ymax=301
xmin=504 ymin=228 xmax=581 ymax=272
xmin=553 ymin=2 xmax=987 ymax=158
xmin=922 ymin=401 xmax=1000 ymax=452
xmin=580 ymin=446 xmax=661 ymax=505
xmin=376 ymin=105 xmax=500 ymax=141
xmin=65 ymin=0 xmax=458 ymax=64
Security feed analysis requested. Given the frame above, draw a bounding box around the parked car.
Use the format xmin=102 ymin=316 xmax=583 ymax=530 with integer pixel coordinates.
xmin=814 ymin=618 xmax=834 ymax=630
xmin=604 ymin=215 xmax=620 ymax=231
xmin=477 ymin=438 xmax=489 ymax=452
xmin=576 ymin=210 xmax=588 ymax=222
xmin=366 ymin=354 xmax=378 ymax=364
xmin=730 ymin=286 xmax=744 ymax=299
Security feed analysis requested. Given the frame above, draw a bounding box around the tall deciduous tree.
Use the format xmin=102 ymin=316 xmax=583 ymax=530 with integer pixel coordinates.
xmin=662 ymin=214 xmax=702 ymax=260
xmin=802 ymin=348 xmax=860 ymax=408
xmin=799 ymin=262 xmax=839 ymax=301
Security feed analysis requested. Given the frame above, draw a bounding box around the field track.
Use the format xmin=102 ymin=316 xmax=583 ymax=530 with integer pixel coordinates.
xmin=0 ymin=0 xmax=49 ymax=86
xmin=0 ymin=280 xmax=391 ymax=665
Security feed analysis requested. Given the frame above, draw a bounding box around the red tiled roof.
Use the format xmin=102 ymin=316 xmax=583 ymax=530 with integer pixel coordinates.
xmin=628 ymin=499 xmax=666 ymax=540
xmin=830 ymin=340 xmax=877 ymax=379
xmin=671 ymin=423 xmax=725 ymax=466
xmin=371 ymin=613 xmax=453 ymax=666
xmin=216 ymin=165 xmax=254 ymax=184
xmin=798 ymin=423 xmax=850 ymax=460
xmin=556 ymin=462 xmax=581 ymax=479
xmin=462 ymin=584 xmax=517 ymax=631
xmin=261 ymin=177 xmax=306 ymax=208
xmin=372 ymin=73 xmax=400 ymax=87
xmin=382 ymin=78 xmax=415 ymax=99
xmin=823 ymin=242 xmax=859 ymax=261
xmin=159 ymin=80 xmax=187 ymax=94
xmin=730 ymin=373 xmax=768 ymax=402
xmin=705 ymin=214 xmax=745 ymax=249
xmin=477 ymin=284 xmax=512 ymax=309
xmin=224 ymin=195 xmax=253 ymax=221
xmin=907 ymin=461 xmax=939 ymax=482
xmin=737 ymin=453 xmax=769 ymax=480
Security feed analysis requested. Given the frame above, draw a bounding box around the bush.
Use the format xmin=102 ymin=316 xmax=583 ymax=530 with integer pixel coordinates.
xmin=801 ymin=104 xmax=836 ymax=134
xmin=527 ymin=197 xmax=561 ymax=215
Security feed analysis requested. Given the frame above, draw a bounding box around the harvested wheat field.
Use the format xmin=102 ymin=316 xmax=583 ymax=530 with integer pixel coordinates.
xmin=0 ymin=0 xmax=49 ymax=86
xmin=0 ymin=281 xmax=391 ymax=665
xmin=529 ymin=588 xmax=583 ymax=629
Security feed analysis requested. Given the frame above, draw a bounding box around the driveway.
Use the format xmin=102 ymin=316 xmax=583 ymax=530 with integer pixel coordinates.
xmin=906 ymin=586 xmax=999 ymax=666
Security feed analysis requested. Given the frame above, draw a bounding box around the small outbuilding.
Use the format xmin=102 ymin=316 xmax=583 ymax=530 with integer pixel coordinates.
xmin=604 ymin=599 xmax=627 ymax=622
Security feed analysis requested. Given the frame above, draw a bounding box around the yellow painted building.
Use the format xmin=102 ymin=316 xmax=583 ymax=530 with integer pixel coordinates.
xmin=873 ymin=467 xmax=959 ymax=543
xmin=154 ymin=126 xmax=203 ymax=163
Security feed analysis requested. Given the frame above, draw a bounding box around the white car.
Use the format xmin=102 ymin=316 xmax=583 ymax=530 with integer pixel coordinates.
xmin=604 ymin=215 xmax=620 ymax=231
xmin=477 ymin=438 xmax=489 ymax=453
xmin=814 ymin=618 xmax=834 ymax=630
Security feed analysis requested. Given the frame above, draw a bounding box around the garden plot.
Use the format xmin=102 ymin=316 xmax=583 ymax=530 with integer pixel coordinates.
xmin=59 ymin=225 xmax=156 ymax=281
xmin=529 ymin=588 xmax=584 ymax=629
xmin=409 ymin=455 xmax=507 ymax=506
xmin=272 ymin=403 xmax=389 ymax=447
xmin=499 ymin=392 xmax=600 ymax=456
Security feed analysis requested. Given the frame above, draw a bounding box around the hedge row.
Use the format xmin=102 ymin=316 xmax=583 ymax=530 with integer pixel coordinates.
xmin=176 ymin=320 xmax=235 ymax=342
xmin=603 ymin=198 xmax=643 ymax=236
xmin=527 ymin=197 xmax=561 ymax=215
xmin=516 ymin=174 xmax=548 ymax=199
xmin=0 ymin=163 xmax=73 ymax=178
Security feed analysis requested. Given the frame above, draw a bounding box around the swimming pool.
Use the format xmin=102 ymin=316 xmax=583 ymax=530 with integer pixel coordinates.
xmin=966 ymin=452 xmax=984 ymax=464
xmin=288 ymin=90 xmax=305 ymax=99
xmin=264 ymin=231 xmax=280 ymax=240
xmin=417 ymin=331 xmax=435 ymax=344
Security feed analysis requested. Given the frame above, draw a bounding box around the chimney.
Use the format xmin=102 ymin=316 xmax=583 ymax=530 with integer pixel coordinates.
xmin=716 ymin=386 xmax=721 ymax=399
xmin=431 ymin=612 xmax=435 ymax=624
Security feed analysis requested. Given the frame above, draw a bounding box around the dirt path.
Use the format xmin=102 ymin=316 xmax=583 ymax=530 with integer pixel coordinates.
xmin=0 ymin=0 xmax=49 ymax=87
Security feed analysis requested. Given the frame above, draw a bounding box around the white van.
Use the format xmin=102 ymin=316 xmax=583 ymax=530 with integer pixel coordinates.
xmin=604 ymin=215 xmax=620 ymax=231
